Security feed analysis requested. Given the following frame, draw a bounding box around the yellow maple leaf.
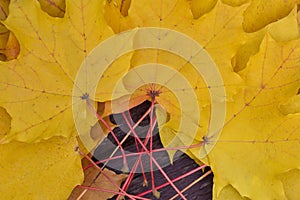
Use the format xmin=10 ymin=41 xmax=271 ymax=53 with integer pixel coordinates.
xmin=0 ymin=135 xmax=82 ymax=199
xmin=0 ymin=0 xmax=113 ymax=199
xmin=89 ymin=0 xmax=300 ymax=199
xmin=97 ymin=0 xmax=248 ymax=160
xmin=0 ymin=0 xmax=112 ymax=142
xmin=210 ymin=33 xmax=300 ymax=199
xmin=243 ymin=0 xmax=295 ymax=32
xmin=1 ymin=101 xmax=81 ymax=199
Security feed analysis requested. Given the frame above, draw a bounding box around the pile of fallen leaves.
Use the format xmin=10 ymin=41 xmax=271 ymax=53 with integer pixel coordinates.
xmin=0 ymin=0 xmax=300 ymax=199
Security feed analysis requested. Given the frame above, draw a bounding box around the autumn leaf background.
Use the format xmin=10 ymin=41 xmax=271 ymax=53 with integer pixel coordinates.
xmin=0 ymin=0 xmax=300 ymax=199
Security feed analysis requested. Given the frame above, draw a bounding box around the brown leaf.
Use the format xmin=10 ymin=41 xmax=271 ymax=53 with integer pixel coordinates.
xmin=68 ymin=158 xmax=127 ymax=200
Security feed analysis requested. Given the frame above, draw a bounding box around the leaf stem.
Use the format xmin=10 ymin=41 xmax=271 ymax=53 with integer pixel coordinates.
xmin=135 ymin=164 xmax=206 ymax=197
xmin=169 ymin=170 xmax=212 ymax=200
xmin=86 ymin=98 xmax=129 ymax=170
